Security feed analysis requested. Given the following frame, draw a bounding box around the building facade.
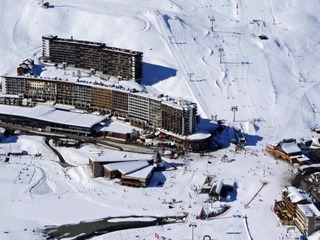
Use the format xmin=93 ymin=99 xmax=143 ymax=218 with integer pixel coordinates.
xmin=296 ymin=204 xmax=320 ymax=235
xmin=42 ymin=35 xmax=143 ymax=83
xmin=1 ymin=75 xmax=197 ymax=137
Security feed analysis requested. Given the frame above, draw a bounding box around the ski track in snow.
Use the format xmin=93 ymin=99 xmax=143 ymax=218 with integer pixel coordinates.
xmin=2 ymin=1 xmax=320 ymax=239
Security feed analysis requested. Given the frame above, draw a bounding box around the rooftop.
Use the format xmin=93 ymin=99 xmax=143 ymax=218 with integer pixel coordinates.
xmin=89 ymin=149 xmax=153 ymax=163
xmin=297 ymin=203 xmax=320 ymax=217
xmin=123 ymin=165 xmax=154 ymax=180
xmin=0 ymin=105 xmax=106 ymax=129
xmin=103 ymin=160 xmax=150 ymax=175
xmin=283 ymin=186 xmax=312 ymax=203
xmin=280 ymin=139 xmax=301 ymax=154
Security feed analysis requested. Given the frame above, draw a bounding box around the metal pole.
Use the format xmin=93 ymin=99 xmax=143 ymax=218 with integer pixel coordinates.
xmin=189 ymin=223 xmax=197 ymax=240
xmin=231 ymin=106 xmax=238 ymax=122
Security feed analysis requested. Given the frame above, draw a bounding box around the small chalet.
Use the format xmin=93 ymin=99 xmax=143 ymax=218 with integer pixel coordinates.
xmin=17 ymin=59 xmax=34 ymax=75
xmin=89 ymin=149 xmax=153 ymax=177
xmin=266 ymin=138 xmax=310 ymax=164
xmin=103 ymin=160 xmax=150 ymax=180
xmin=121 ymin=165 xmax=154 ymax=187
xmin=88 ymin=149 xmax=162 ymax=187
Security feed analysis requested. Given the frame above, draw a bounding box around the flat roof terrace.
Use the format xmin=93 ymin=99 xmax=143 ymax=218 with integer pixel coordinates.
xmin=45 ymin=35 xmax=142 ymax=55
xmin=0 ymin=105 xmax=107 ymax=129
xmin=54 ymin=38 xmax=105 ymax=48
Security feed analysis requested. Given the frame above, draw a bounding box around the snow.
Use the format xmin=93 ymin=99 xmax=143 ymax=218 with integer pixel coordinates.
xmin=186 ymin=129 xmax=211 ymax=140
xmin=1 ymin=0 xmax=320 ymax=239
xmin=298 ymin=204 xmax=320 ymax=218
xmin=283 ymin=186 xmax=312 ymax=204
xmin=281 ymin=141 xmax=302 ymax=154
xmin=0 ymin=104 xmax=107 ymax=128
xmin=103 ymin=160 xmax=150 ymax=175
xmin=123 ymin=165 xmax=154 ymax=179
xmin=100 ymin=120 xmax=139 ymax=135
xmin=89 ymin=148 xmax=153 ymax=163
xmin=108 ymin=217 xmax=156 ymax=223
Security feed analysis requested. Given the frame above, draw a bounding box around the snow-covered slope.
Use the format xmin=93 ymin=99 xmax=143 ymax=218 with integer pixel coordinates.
xmin=1 ymin=0 xmax=320 ymax=239
xmin=2 ymin=0 xmax=320 ymax=142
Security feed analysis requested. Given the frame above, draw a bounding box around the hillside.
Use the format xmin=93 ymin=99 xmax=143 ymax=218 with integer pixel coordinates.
xmin=1 ymin=0 xmax=320 ymax=239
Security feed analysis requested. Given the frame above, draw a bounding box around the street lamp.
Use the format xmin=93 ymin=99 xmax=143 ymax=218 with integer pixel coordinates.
xmin=189 ymin=222 xmax=197 ymax=240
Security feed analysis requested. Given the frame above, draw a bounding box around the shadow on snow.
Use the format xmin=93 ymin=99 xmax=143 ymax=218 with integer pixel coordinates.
xmin=142 ymin=62 xmax=177 ymax=85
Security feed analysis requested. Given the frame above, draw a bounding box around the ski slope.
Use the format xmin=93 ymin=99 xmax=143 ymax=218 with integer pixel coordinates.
xmin=1 ymin=0 xmax=320 ymax=239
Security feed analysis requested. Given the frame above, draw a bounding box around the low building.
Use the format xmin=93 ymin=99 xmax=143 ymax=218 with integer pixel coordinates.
xmin=99 ymin=120 xmax=140 ymax=142
xmin=266 ymin=139 xmax=310 ymax=164
xmin=89 ymin=149 xmax=153 ymax=178
xmin=103 ymin=160 xmax=150 ymax=180
xmin=0 ymin=94 xmax=23 ymax=106
xmin=17 ymin=59 xmax=34 ymax=75
xmin=121 ymin=165 xmax=154 ymax=187
xmin=0 ymin=105 xmax=106 ymax=136
xmin=89 ymin=149 xmax=159 ymax=187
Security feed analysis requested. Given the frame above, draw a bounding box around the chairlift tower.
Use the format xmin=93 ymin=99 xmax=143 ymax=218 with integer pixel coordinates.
xmin=231 ymin=106 xmax=238 ymax=122
xmin=187 ymin=73 xmax=194 ymax=82
xmin=208 ymin=16 xmax=215 ymax=32
xmin=218 ymin=47 xmax=224 ymax=63
xmin=189 ymin=222 xmax=197 ymax=240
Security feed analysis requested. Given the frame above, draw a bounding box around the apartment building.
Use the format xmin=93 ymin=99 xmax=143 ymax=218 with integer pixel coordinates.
xmin=149 ymin=98 xmax=162 ymax=129
xmin=91 ymin=87 xmax=112 ymax=112
xmin=161 ymin=99 xmax=197 ymax=136
xmin=282 ymin=186 xmax=312 ymax=218
xmin=25 ymin=78 xmax=57 ymax=101
xmin=128 ymin=93 xmax=150 ymax=127
xmin=42 ymin=35 xmax=143 ymax=83
xmin=1 ymin=75 xmax=198 ymax=138
xmin=112 ymin=88 xmax=129 ymax=117
xmin=2 ymin=76 xmax=25 ymax=95
xmin=296 ymin=203 xmax=320 ymax=235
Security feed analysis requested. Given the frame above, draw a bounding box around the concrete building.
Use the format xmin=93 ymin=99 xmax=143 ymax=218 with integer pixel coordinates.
xmin=42 ymin=35 xmax=143 ymax=83
xmin=296 ymin=203 xmax=320 ymax=235
xmin=161 ymin=98 xmax=197 ymax=136
xmin=0 ymin=105 xmax=106 ymax=136
xmin=282 ymin=186 xmax=312 ymax=218
xmin=1 ymin=75 xmax=208 ymax=150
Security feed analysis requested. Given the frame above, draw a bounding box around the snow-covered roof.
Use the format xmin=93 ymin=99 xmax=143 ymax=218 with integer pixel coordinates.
xmin=89 ymin=149 xmax=153 ymax=163
xmin=295 ymin=155 xmax=310 ymax=163
xmin=283 ymin=186 xmax=312 ymax=203
xmin=99 ymin=120 xmax=138 ymax=134
xmin=0 ymin=105 xmax=106 ymax=129
xmin=214 ymin=180 xmax=224 ymax=195
xmin=123 ymin=165 xmax=154 ymax=180
xmin=297 ymin=203 xmax=320 ymax=217
xmin=280 ymin=140 xmax=301 ymax=154
xmin=186 ymin=129 xmax=211 ymax=140
xmin=103 ymin=160 xmax=150 ymax=175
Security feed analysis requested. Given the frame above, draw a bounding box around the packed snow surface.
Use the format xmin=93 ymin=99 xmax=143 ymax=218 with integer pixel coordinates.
xmin=1 ymin=0 xmax=320 ymax=239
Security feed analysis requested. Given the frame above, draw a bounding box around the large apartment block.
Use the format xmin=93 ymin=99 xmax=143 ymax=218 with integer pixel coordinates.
xmin=161 ymin=101 xmax=197 ymax=136
xmin=42 ymin=35 xmax=143 ymax=83
xmin=1 ymin=75 xmax=197 ymax=136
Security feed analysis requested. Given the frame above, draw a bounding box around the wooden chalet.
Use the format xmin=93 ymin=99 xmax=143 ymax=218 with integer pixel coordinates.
xmin=266 ymin=138 xmax=310 ymax=164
